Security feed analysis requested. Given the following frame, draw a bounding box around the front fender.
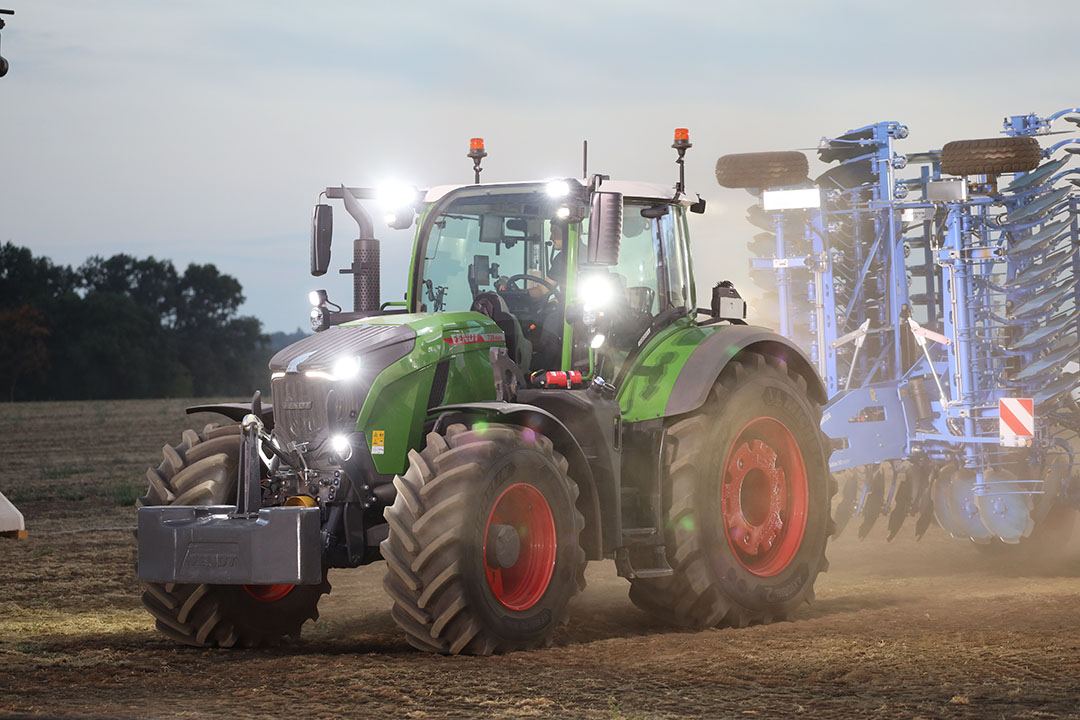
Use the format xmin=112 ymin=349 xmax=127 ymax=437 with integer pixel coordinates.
xmin=428 ymin=402 xmax=603 ymax=560
xmin=186 ymin=402 xmax=274 ymax=429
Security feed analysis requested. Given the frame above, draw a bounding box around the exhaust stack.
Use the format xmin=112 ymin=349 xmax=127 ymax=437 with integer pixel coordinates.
xmin=339 ymin=186 xmax=381 ymax=314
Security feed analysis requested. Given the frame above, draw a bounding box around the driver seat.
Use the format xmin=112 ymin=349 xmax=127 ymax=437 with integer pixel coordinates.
xmin=470 ymin=292 xmax=532 ymax=374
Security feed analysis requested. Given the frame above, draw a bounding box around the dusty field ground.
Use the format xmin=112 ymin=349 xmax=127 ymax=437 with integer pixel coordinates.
xmin=2 ymin=399 xmax=1080 ymax=719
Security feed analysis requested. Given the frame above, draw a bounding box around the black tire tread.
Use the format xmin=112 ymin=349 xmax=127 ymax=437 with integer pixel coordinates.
xmin=716 ymin=151 xmax=809 ymax=189
xmin=629 ymin=352 xmax=833 ymax=628
xmin=381 ymin=424 xmax=587 ymax=655
xmin=137 ymin=422 xmax=330 ymax=648
xmin=941 ymin=136 xmax=1041 ymax=176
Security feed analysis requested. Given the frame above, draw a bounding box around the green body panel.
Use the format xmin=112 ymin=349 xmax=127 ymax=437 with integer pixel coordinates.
xmin=346 ymin=311 xmax=500 ymax=474
xmin=617 ymin=318 xmax=725 ymax=422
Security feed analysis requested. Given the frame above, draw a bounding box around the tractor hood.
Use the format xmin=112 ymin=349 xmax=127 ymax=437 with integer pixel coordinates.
xmin=268 ymin=323 xmax=417 ymax=451
xmin=266 ymin=313 xmax=502 ymax=464
xmin=268 ymin=323 xmax=416 ymax=377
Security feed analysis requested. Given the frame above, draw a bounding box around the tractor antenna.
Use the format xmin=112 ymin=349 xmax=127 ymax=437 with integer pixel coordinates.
xmin=582 ymin=140 xmax=588 ymax=179
xmin=672 ymin=128 xmax=692 ymax=194
xmin=468 ymin=137 xmax=487 ymax=184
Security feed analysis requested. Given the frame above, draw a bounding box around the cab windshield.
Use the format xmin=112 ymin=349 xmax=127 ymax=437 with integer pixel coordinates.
xmin=416 ymin=186 xmax=580 ymax=372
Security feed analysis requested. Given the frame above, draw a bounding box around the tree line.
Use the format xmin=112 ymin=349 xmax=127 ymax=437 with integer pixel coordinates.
xmin=0 ymin=242 xmax=295 ymax=401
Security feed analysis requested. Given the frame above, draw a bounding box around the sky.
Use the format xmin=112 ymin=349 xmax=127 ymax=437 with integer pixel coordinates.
xmin=2 ymin=0 xmax=1077 ymax=333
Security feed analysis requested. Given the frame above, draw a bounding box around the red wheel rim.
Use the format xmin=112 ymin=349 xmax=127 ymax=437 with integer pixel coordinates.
xmin=720 ymin=417 xmax=808 ymax=577
xmin=242 ymin=584 xmax=295 ymax=603
xmin=483 ymin=483 xmax=557 ymax=611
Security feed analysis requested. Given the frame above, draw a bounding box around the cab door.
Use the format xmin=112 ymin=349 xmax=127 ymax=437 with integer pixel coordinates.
xmin=586 ymin=202 xmax=692 ymax=380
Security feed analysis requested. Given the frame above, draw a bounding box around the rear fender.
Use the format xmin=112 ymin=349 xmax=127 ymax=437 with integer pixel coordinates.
xmin=666 ymin=325 xmax=828 ymax=416
xmin=429 ymin=402 xmax=603 ymax=560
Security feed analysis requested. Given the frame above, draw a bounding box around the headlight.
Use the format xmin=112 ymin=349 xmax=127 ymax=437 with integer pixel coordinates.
xmin=377 ymin=182 xmax=419 ymax=209
xmin=579 ymin=273 xmax=614 ymax=311
xmin=330 ymin=434 xmax=352 ymax=461
xmin=310 ymin=306 xmax=329 ymax=332
xmin=331 ymin=355 xmax=361 ymax=382
xmin=384 ymin=208 xmax=416 ymax=230
xmin=378 ymin=182 xmax=419 ymax=229
xmin=546 ymin=179 xmax=570 ymax=198
xmin=304 ymin=354 xmax=361 ymax=382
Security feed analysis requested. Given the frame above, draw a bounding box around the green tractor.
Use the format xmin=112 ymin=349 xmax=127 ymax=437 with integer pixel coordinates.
xmin=136 ymin=132 xmax=834 ymax=654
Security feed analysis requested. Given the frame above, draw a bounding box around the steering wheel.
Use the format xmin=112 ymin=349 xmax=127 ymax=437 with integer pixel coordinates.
xmin=503 ymin=274 xmax=560 ymax=303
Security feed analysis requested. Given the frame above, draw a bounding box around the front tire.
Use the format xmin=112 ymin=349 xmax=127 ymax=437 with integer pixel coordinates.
xmin=630 ymin=352 xmax=833 ymax=627
xmin=137 ymin=423 xmax=330 ymax=648
xmin=381 ymin=423 xmax=586 ymax=655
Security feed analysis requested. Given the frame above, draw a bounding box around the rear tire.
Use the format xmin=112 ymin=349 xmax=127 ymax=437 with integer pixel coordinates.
xmin=941 ymin=136 xmax=1041 ymax=176
xmin=629 ymin=352 xmax=833 ymax=627
xmin=381 ymin=423 xmax=586 ymax=654
xmin=138 ymin=423 xmax=330 ymax=648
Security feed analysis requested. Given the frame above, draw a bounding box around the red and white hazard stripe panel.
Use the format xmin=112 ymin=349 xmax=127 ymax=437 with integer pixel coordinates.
xmin=999 ymin=397 xmax=1034 ymax=446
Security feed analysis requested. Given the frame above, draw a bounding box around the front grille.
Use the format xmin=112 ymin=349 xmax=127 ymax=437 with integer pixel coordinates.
xmin=272 ymin=374 xmax=328 ymax=449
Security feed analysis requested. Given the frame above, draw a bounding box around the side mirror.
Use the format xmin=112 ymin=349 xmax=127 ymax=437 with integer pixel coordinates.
xmin=588 ymin=191 xmax=623 ymax=266
xmin=311 ymin=204 xmax=333 ymax=276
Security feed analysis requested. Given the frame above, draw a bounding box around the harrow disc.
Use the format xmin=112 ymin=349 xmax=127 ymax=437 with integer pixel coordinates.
xmin=1006 ymin=186 xmax=1073 ymax=224
xmin=1011 ymin=309 xmax=1077 ymax=351
xmin=857 ymin=463 xmax=888 ymax=539
xmin=1034 ymin=368 xmax=1080 ymax=406
xmin=1034 ymin=446 xmax=1071 ymax=523
xmin=1006 ymin=218 xmax=1071 ymax=256
xmin=1009 ymin=282 xmax=1073 ymax=319
xmin=831 ymin=470 xmax=859 ymax=537
xmin=933 ymin=467 xmax=993 ymax=543
xmin=1008 ymin=245 xmax=1073 ymax=289
xmin=1004 ymin=157 xmax=1069 ymax=192
xmin=887 ymin=462 xmax=926 ymax=541
xmin=747 ymin=232 xmax=776 ymax=257
xmin=1014 ymin=341 xmax=1078 ymax=382
xmin=914 ymin=472 xmax=936 ymax=540
xmin=973 ymin=469 xmax=1035 ymax=544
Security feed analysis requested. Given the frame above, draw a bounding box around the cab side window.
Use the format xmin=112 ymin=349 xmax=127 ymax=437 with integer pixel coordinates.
xmin=592 ymin=203 xmax=674 ymax=370
xmin=577 ymin=201 xmax=691 ymax=378
xmin=612 ymin=208 xmax=661 ymax=319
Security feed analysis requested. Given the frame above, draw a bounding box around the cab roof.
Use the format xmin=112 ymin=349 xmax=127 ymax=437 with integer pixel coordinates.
xmin=422 ymin=179 xmax=700 ymax=206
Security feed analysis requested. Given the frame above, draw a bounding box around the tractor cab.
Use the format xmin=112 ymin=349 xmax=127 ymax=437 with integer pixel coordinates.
xmin=410 ymin=179 xmax=698 ymax=382
xmin=410 ymin=181 xmax=583 ymax=374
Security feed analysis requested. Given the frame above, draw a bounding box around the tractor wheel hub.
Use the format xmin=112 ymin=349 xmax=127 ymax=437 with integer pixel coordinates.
xmin=485 ymin=523 xmax=521 ymax=569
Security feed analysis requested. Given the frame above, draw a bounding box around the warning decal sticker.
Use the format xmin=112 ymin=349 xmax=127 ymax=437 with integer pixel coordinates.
xmin=999 ymin=398 xmax=1034 ymax=446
